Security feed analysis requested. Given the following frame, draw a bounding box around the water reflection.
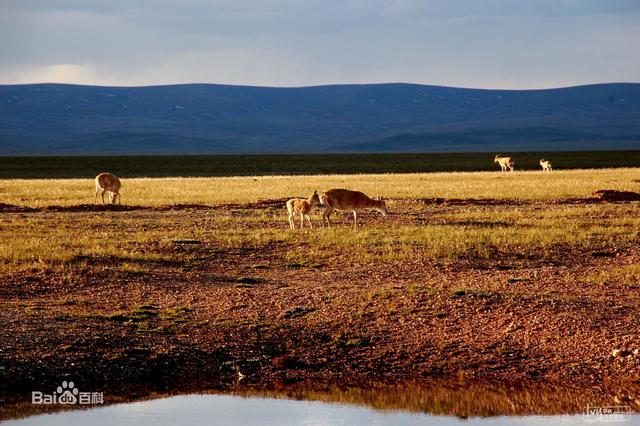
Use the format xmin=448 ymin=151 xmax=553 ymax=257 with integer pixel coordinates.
xmin=4 ymin=394 xmax=632 ymax=426
xmin=2 ymin=379 xmax=639 ymax=424
xmin=246 ymin=379 xmax=640 ymax=418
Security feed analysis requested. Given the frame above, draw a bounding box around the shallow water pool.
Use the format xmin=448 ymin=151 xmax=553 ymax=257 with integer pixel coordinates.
xmin=5 ymin=394 xmax=636 ymax=426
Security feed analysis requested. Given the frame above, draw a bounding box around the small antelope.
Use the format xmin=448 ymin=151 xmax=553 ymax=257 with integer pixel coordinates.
xmin=286 ymin=191 xmax=321 ymax=230
xmin=494 ymin=154 xmax=515 ymax=172
xmin=320 ymin=188 xmax=388 ymax=229
xmin=540 ymin=159 xmax=552 ymax=172
xmin=94 ymin=172 xmax=122 ymax=205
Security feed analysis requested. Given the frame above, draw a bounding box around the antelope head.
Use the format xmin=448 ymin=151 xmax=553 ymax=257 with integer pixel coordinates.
xmin=376 ymin=195 xmax=388 ymax=216
xmin=309 ymin=190 xmax=321 ymax=207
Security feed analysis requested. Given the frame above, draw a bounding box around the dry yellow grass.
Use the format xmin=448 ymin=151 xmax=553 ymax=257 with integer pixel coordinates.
xmin=1 ymin=202 xmax=638 ymax=273
xmin=1 ymin=168 xmax=639 ymax=207
xmin=1 ymin=169 xmax=639 ymax=273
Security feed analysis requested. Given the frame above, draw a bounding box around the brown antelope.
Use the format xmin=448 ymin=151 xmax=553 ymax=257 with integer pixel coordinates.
xmin=540 ymin=159 xmax=552 ymax=172
xmin=94 ymin=172 xmax=122 ymax=205
xmin=286 ymin=191 xmax=321 ymax=230
xmin=494 ymin=154 xmax=515 ymax=172
xmin=320 ymin=188 xmax=388 ymax=229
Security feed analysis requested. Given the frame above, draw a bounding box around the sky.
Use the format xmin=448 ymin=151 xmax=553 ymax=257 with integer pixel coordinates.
xmin=1 ymin=0 xmax=639 ymax=89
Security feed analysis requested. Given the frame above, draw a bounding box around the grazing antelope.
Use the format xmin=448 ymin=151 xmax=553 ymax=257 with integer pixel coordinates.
xmin=540 ymin=159 xmax=553 ymax=172
xmin=320 ymin=188 xmax=388 ymax=229
xmin=286 ymin=191 xmax=321 ymax=230
xmin=94 ymin=172 xmax=122 ymax=205
xmin=494 ymin=154 xmax=515 ymax=172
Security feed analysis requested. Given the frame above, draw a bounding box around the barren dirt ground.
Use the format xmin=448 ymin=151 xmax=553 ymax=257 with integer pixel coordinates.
xmin=1 ymin=196 xmax=640 ymax=418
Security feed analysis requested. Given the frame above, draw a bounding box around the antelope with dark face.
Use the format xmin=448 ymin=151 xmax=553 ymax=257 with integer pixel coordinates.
xmin=320 ymin=188 xmax=388 ymax=229
xmin=540 ymin=159 xmax=552 ymax=172
xmin=94 ymin=172 xmax=122 ymax=205
xmin=286 ymin=191 xmax=321 ymax=230
xmin=494 ymin=154 xmax=515 ymax=172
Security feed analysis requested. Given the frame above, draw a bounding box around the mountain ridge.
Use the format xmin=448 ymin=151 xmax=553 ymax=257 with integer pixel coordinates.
xmin=1 ymin=82 xmax=639 ymax=155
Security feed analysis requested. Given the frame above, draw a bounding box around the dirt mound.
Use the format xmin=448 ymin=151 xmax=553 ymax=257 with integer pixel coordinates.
xmin=589 ymin=190 xmax=640 ymax=202
xmin=153 ymin=203 xmax=213 ymax=211
xmin=2 ymin=203 xmax=218 ymax=213
xmin=254 ymin=198 xmax=291 ymax=208
xmin=419 ymin=198 xmax=525 ymax=206
xmin=220 ymin=198 xmax=291 ymax=210
xmin=4 ymin=192 xmax=636 ymax=215
xmin=0 ymin=203 xmax=38 ymax=213
xmin=41 ymin=204 xmax=149 ymax=212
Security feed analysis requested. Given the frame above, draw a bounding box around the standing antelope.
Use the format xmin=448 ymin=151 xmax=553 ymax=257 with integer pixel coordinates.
xmin=320 ymin=188 xmax=388 ymax=229
xmin=540 ymin=159 xmax=553 ymax=172
xmin=94 ymin=172 xmax=122 ymax=205
xmin=494 ymin=154 xmax=515 ymax=172
xmin=286 ymin=191 xmax=321 ymax=230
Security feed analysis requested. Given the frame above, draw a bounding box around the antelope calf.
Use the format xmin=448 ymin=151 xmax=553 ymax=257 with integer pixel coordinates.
xmin=540 ymin=159 xmax=553 ymax=172
xmin=320 ymin=188 xmax=388 ymax=229
xmin=494 ymin=154 xmax=515 ymax=172
xmin=94 ymin=172 xmax=122 ymax=205
xmin=286 ymin=191 xmax=321 ymax=230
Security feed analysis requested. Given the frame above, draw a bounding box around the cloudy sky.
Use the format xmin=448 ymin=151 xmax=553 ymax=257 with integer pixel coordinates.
xmin=1 ymin=0 xmax=639 ymax=89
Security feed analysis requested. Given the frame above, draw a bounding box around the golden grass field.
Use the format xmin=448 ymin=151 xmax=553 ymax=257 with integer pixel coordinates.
xmin=1 ymin=168 xmax=639 ymax=273
xmin=2 ymin=168 xmax=639 ymax=207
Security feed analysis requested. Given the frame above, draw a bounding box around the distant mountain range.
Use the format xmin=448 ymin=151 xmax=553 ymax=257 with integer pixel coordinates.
xmin=1 ymin=82 xmax=639 ymax=155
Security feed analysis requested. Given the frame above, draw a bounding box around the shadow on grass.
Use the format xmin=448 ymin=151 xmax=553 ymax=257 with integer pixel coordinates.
xmin=68 ymin=254 xmax=184 ymax=268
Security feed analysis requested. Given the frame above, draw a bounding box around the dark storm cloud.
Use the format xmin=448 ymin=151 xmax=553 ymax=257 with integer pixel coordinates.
xmin=1 ymin=0 xmax=639 ymax=88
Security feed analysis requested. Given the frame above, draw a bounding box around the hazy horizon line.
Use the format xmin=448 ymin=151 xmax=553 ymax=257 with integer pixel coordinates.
xmin=2 ymin=80 xmax=639 ymax=92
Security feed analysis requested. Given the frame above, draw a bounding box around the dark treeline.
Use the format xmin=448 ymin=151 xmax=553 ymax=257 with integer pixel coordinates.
xmin=1 ymin=151 xmax=639 ymax=179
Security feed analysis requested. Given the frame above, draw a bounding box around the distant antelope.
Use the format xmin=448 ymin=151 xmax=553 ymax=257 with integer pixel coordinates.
xmin=320 ymin=188 xmax=388 ymax=229
xmin=286 ymin=191 xmax=321 ymax=230
xmin=540 ymin=159 xmax=552 ymax=172
xmin=494 ymin=154 xmax=515 ymax=172
xmin=94 ymin=172 xmax=121 ymax=205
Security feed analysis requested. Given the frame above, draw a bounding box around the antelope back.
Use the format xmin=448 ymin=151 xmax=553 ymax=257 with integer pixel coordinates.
xmin=96 ymin=173 xmax=121 ymax=191
xmin=322 ymin=189 xmax=375 ymax=210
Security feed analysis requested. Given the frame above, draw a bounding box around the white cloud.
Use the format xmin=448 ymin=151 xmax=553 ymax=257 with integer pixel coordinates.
xmin=2 ymin=63 xmax=102 ymax=85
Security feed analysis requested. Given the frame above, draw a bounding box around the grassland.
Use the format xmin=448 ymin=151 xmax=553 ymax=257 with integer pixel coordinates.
xmin=1 ymin=168 xmax=640 ymax=418
xmin=1 ymin=201 xmax=639 ymax=272
xmin=1 ymin=167 xmax=640 ymax=207
xmin=1 ymin=150 xmax=639 ymax=178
